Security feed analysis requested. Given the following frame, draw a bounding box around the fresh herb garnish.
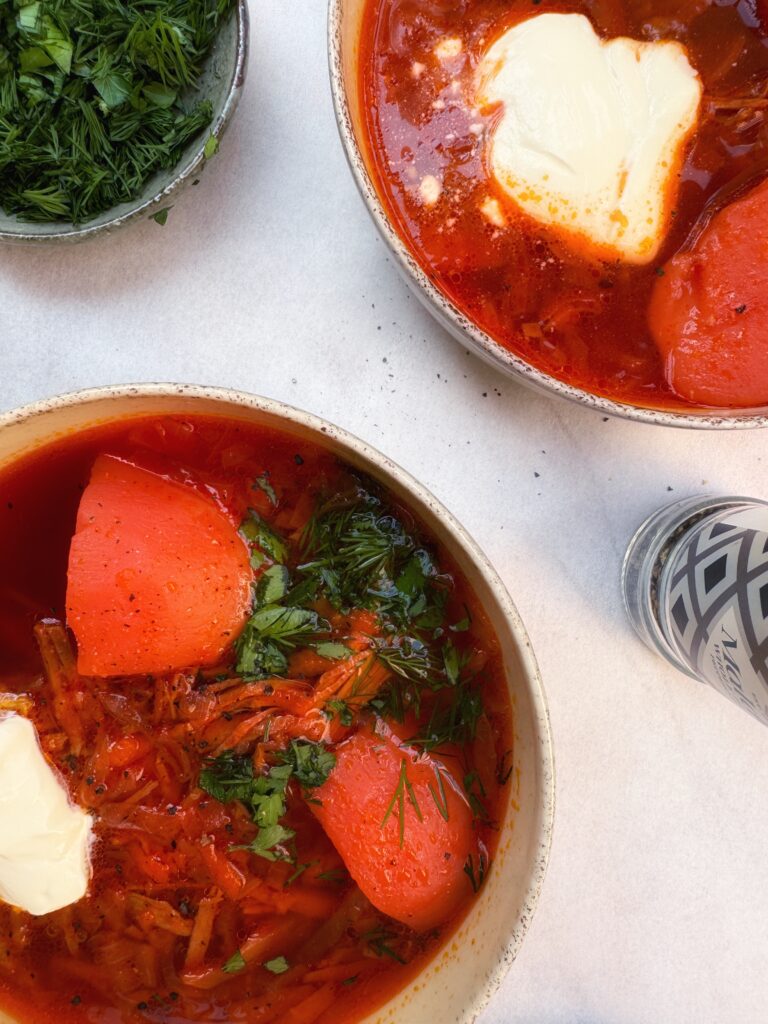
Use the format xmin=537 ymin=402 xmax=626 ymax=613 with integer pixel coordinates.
xmin=255 ymin=564 xmax=290 ymax=606
xmin=428 ymin=764 xmax=450 ymax=821
xmin=280 ymin=739 xmax=336 ymax=789
xmin=412 ymin=678 xmax=483 ymax=752
xmin=0 ymin=0 xmax=233 ymax=223
xmin=315 ymin=867 xmax=347 ymax=883
xmin=222 ymin=950 xmax=246 ymax=974
xmin=199 ymin=742 xmax=334 ymax=860
xmin=284 ymin=860 xmax=318 ymax=887
xmin=496 ymin=749 xmax=514 ymax=786
xmin=151 ymin=206 xmax=172 ymax=226
xmin=364 ymin=926 xmax=407 ymax=964
xmin=381 ymin=758 xmax=422 ymax=848
xmin=253 ymin=472 xmax=278 ymax=507
xmin=463 ymin=852 xmax=488 ymax=894
xmin=463 ymin=770 xmax=490 ymax=822
xmin=235 ymin=521 xmax=330 ymax=678
xmin=297 ymin=491 xmax=447 ymax=626
xmin=325 ymin=698 xmax=353 ymax=726
xmin=199 ymin=752 xmax=293 ymax=862
xmin=235 ymin=605 xmax=328 ymax=679
xmin=199 ymin=751 xmax=257 ymax=804
xmin=240 ymin=510 xmax=289 ymax=565
xmin=263 ymin=956 xmax=289 ymax=975
xmin=315 ymin=641 xmax=352 ymax=661
xmin=237 ymin=822 xmax=295 ymax=861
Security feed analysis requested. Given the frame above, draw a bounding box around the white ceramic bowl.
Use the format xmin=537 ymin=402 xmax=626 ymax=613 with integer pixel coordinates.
xmin=328 ymin=0 xmax=768 ymax=429
xmin=0 ymin=1 xmax=248 ymax=245
xmin=0 ymin=383 xmax=554 ymax=1024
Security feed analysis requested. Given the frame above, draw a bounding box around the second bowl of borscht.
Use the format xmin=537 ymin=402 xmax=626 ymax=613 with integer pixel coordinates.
xmin=0 ymin=383 xmax=553 ymax=1024
xmin=331 ymin=0 xmax=768 ymax=426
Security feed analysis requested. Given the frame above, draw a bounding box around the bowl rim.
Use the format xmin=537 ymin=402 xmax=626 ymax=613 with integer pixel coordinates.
xmin=0 ymin=0 xmax=249 ymax=245
xmin=0 ymin=380 xmax=556 ymax=1024
xmin=326 ymin=0 xmax=768 ymax=430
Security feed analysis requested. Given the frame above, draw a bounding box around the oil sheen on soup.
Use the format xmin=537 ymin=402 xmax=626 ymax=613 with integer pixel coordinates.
xmin=0 ymin=415 xmax=513 ymax=1024
xmin=359 ymin=0 xmax=768 ymax=410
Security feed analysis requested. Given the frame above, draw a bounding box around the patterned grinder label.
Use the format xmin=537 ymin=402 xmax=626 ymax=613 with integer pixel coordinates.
xmin=663 ymin=507 xmax=768 ymax=725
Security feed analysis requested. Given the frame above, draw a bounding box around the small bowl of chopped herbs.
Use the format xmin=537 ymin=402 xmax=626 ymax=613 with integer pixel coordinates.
xmin=0 ymin=0 xmax=248 ymax=242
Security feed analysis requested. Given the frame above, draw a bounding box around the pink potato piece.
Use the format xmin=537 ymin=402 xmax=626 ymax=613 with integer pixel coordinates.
xmin=649 ymin=177 xmax=768 ymax=407
xmin=311 ymin=725 xmax=478 ymax=932
xmin=66 ymin=455 xmax=252 ymax=676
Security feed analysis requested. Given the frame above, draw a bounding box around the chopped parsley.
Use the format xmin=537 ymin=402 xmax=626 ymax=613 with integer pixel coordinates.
xmin=235 ymin=604 xmax=328 ymax=679
xmin=280 ymin=739 xmax=336 ymax=789
xmin=240 ymin=510 xmax=289 ymax=565
xmin=222 ymin=949 xmax=246 ymax=974
xmin=263 ymin=956 xmax=289 ymax=975
xmin=253 ymin=472 xmax=278 ymax=506
xmin=199 ymin=742 xmax=335 ymax=861
xmin=315 ymin=641 xmax=352 ymax=660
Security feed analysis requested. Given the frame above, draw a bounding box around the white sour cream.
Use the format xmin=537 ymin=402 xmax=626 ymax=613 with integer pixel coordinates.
xmin=475 ymin=13 xmax=702 ymax=263
xmin=0 ymin=714 xmax=92 ymax=915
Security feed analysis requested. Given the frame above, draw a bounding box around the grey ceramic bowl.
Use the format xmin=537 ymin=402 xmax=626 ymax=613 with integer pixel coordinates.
xmin=0 ymin=0 xmax=248 ymax=245
xmin=328 ymin=0 xmax=768 ymax=429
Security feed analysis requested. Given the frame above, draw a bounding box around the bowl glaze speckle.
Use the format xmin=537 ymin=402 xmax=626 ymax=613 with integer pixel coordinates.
xmin=0 ymin=1 xmax=248 ymax=245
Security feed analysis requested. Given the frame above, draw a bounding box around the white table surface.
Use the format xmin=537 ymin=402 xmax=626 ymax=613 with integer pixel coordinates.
xmin=2 ymin=5 xmax=767 ymax=1022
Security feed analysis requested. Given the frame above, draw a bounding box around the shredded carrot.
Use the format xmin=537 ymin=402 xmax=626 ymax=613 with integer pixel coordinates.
xmin=212 ymin=709 xmax=271 ymax=751
xmin=249 ymin=986 xmax=317 ymax=1024
xmin=282 ymin=983 xmax=336 ymax=1024
xmin=200 ymin=843 xmax=245 ymax=900
xmin=183 ymin=889 xmax=222 ymax=971
xmin=287 ymin=649 xmax=338 ymax=678
xmin=127 ymin=894 xmax=194 ymax=936
xmin=216 ymin=683 xmax=315 ymax=716
xmin=34 ymin=619 xmax=85 ymax=754
xmin=314 ymin=651 xmax=391 ymax=707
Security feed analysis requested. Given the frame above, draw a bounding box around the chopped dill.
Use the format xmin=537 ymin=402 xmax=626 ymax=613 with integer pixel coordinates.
xmin=315 ymin=868 xmax=347 ymax=884
xmin=0 ymin=0 xmax=234 ymax=223
xmin=497 ymin=748 xmax=514 ymax=786
xmin=236 ymin=481 xmax=489 ymax=761
xmin=364 ymin=926 xmax=407 ymax=964
xmin=380 ymin=757 xmax=422 ymax=847
xmin=284 ymin=860 xmax=318 ymax=887
xmin=463 ymin=852 xmax=488 ymax=894
xmin=428 ymin=764 xmax=450 ymax=821
xmin=463 ymin=770 xmax=490 ymax=822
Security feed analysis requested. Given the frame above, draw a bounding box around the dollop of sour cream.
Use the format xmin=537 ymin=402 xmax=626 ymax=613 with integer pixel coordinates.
xmin=475 ymin=13 xmax=702 ymax=263
xmin=0 ymin=714 xmax=92 ymax=915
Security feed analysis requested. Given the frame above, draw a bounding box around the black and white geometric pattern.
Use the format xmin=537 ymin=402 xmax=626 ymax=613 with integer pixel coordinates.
xmin=665 ymin=514 xmax=768 ymax=721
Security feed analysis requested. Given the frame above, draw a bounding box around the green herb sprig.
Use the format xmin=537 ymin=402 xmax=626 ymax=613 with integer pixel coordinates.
xmin=0 ymin=0 xmax=232 ymax=223
xmin=237 ymin=481 xmax=489 ymax=758
xmin=199 ymin=742 xmax=336 ymax=862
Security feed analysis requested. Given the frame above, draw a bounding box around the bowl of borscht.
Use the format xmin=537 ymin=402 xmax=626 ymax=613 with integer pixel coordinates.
xmin=330 ymin=0 xmax=768 ymax=426
xmin=0 ymin=383 xmax=554 ymax=1024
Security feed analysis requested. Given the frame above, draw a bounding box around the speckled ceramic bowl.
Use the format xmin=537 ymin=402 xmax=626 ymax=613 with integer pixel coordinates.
xmin=329 ymin=0 xmax=768 ymax=429
xmin=0 ymin=1 xmax=248 ymax=245
xmin=0 ymin=383 xmax=554 ymax=1024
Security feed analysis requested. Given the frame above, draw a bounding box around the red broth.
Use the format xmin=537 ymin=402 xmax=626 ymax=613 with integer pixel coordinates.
xmin=358 ymin=0 xmax=768 ymax=410
xmin=0 ymin=414 xmax=513 ymax=1024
